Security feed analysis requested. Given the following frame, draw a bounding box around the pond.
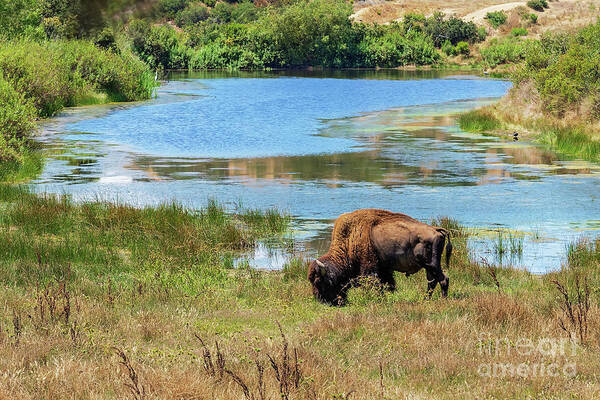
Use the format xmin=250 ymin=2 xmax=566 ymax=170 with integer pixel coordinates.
xmin=34 ymin=70 xmax=600 ymax=273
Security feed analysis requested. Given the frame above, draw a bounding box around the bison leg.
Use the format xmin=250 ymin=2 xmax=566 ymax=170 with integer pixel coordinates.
xmin=425 ymin=268 xmax=449 ymax=299
xmin=377 ymin=269 xmax=396 ymax=291
xmin=439 ymin=273 xmax=449 ymax=298
xmin=424 ymin=233 xmax=451 ymax=298
xmin=425 ymin=269 xmax=439 ymax=299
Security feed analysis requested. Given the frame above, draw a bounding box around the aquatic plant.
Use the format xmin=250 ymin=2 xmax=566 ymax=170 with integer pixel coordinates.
xmin=492 ymin=231 xmax=523 ymax=261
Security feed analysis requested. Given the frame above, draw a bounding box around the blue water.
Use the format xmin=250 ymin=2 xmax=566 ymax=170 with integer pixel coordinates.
xmin=64 ymin=75 xmax=511 ymax=158
xmin=34 ymin=71 xmax=600 ymax=273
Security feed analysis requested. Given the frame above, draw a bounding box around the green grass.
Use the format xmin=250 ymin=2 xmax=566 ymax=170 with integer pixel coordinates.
xmin=0 ymin=150 xmax=43 ymax=183
xmin=458 ymin=109 xmax=502 ymax=133
xmin=0 ymin=187 xmax=289 ymax=287
xmin=538 ymin=126 xmax=600 ymax=163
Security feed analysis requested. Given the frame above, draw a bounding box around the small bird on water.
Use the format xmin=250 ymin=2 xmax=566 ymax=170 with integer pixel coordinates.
xmin=513 ymin=132 xmax=519 ymax=141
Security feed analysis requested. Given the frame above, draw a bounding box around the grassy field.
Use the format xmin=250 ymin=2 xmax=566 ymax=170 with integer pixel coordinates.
xmin=0 ymin=184 xmax=598 ymax=398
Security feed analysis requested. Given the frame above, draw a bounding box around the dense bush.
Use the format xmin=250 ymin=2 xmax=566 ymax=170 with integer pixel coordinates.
xmin=454 ymin=41 xmax=470 ymax=55
xmin=527 ymin=0 xmax=548 ymax=12
xmin=128 ymin=20 xmax=190 ymax=69
xmin=0 ymin=75 xmax=36 ymax=161
xmin=442 ymin=39 xmax=469 ymax=56
xmin=229 ymin=1 xmax=261 ymax=23
xmin=175 ymin=3 xmax=209 ymax=27
xmin=94 ymin=27 xmax=118 ymax=51
xmin=480 ymin=37 xmax=530 ymax=67
xmin=0 ymin=40 xmax=154 ymax=117
xmin=158 ymin=0 xmax=188 ymax=18
xmin=485 ymin=11 xmax=507 ymax=28
xmin=360 ymin=27 xmax=439 ymax=67
xmin=264 ymin=0 xmax=357 ymax=67
xmin=423 ymin=12 xmax=480 ymax=47
xmin=210 ymin=2 xmax=235 ymax=23
xmin=139 ymin=3 xmax=484 ymax=69
xmin=521 ymin=23 xmax=600 ymax=118
xmin=0 ymin=0 xmax=44 ymax=40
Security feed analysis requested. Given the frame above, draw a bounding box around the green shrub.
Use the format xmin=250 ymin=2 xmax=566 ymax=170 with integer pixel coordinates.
xmin=454 ymin=41 xmax=470 ymax=55
xmin=442 ymin=40 xmax=469 ymax=56
xmin=480 ymin=37 xmax=530 ymax=67
xmin=158 ymin=0 xmax=188 ymax=18
xmin=527 ymin=0 xmax=548 ymax=12
xmin=0 ymin=40 xmax=154 ymax=117
xmin=0 ymin=41 xmax=72 ymax=116
xmin=175 ymin=3 xmax=209 ymax=27
xmin=520 ymin=23 xmax=600 ymax=118
xmin=138 ymin=0 xmax=446 ymax=69
xmin=0 ymin=75 xmax=36 ymax=162
xmin=230 ymin=1 xmax=260 ymax=23
xmin=58 ymin=40 xmax=156 ymax=102
xmin=512 ymin=27 xmax=528 ymax=37
xmin=128 ymin=20 xmax=190 ymax=69
xmin=486 ymin=11 xmax=507 ymax=28
xmin=424 ymin=12 xmax=480 ymax=46
xmin=360 ymin=28 xmax=439 ymax=67
xmin=441 ymin=40 xmax=454 ymax=55
xmin=403 ymin=13 xmax=426 ymax=32
xmin=0 ymin=0 xmax=45 ymax=40
xmin=525 ymin=13 xmax=538 ymax=23
xmin=211 ymin=2 xmax=234 ymax=23
xmin=94 ymin=27 xmax=118 ymax=51
xmin=263 ymin=0 xmax=358 ymax=67
xmin=477 ymin=26 xmax=488 ymax=41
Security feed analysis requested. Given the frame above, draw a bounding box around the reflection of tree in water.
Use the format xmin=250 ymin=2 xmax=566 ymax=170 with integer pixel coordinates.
xmin=130 ymin=120 xmax=576 ymax=188
xmin=52 ymin=96 xmax=597 ymax=188
xmin=132 ymin=148 xmax=483 ymax=188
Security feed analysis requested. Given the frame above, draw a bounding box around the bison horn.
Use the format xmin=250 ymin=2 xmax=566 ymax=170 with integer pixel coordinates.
xmin=315 ymin=260 xmax=327 ymax=276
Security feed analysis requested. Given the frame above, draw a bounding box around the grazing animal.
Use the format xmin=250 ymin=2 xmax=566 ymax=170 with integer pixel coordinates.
xmin=308 ymin=209 xmax=452 ymax=305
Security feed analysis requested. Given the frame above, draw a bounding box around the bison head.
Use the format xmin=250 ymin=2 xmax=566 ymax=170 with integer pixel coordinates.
xmin=308 ymin=258 xmax=345 ymax=306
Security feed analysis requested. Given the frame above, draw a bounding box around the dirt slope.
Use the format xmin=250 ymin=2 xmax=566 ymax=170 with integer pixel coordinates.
xmin=351 ymin=0 xmax=600 ymax=35
xmin=462 ymin=2 xmax=526 ymax=24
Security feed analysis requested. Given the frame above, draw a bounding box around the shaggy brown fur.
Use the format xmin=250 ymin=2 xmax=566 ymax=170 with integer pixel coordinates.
xmin=308 ymin=209 xmax=451 ymax=305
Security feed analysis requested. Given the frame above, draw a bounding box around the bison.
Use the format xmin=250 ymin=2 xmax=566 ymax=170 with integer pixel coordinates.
xmin=308 ymin=209 xmax=452 ymax=305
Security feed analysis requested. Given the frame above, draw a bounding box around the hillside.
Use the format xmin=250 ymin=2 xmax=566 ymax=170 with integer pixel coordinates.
xmin=352 ymin=0 xmax=599 ymax=38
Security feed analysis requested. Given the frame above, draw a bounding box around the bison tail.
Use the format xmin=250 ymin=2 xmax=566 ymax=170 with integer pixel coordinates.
xmin=436 ymin=227 xmax=453 ymax=269
xmin=445 ymin=232 xmax=452 ymax=269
